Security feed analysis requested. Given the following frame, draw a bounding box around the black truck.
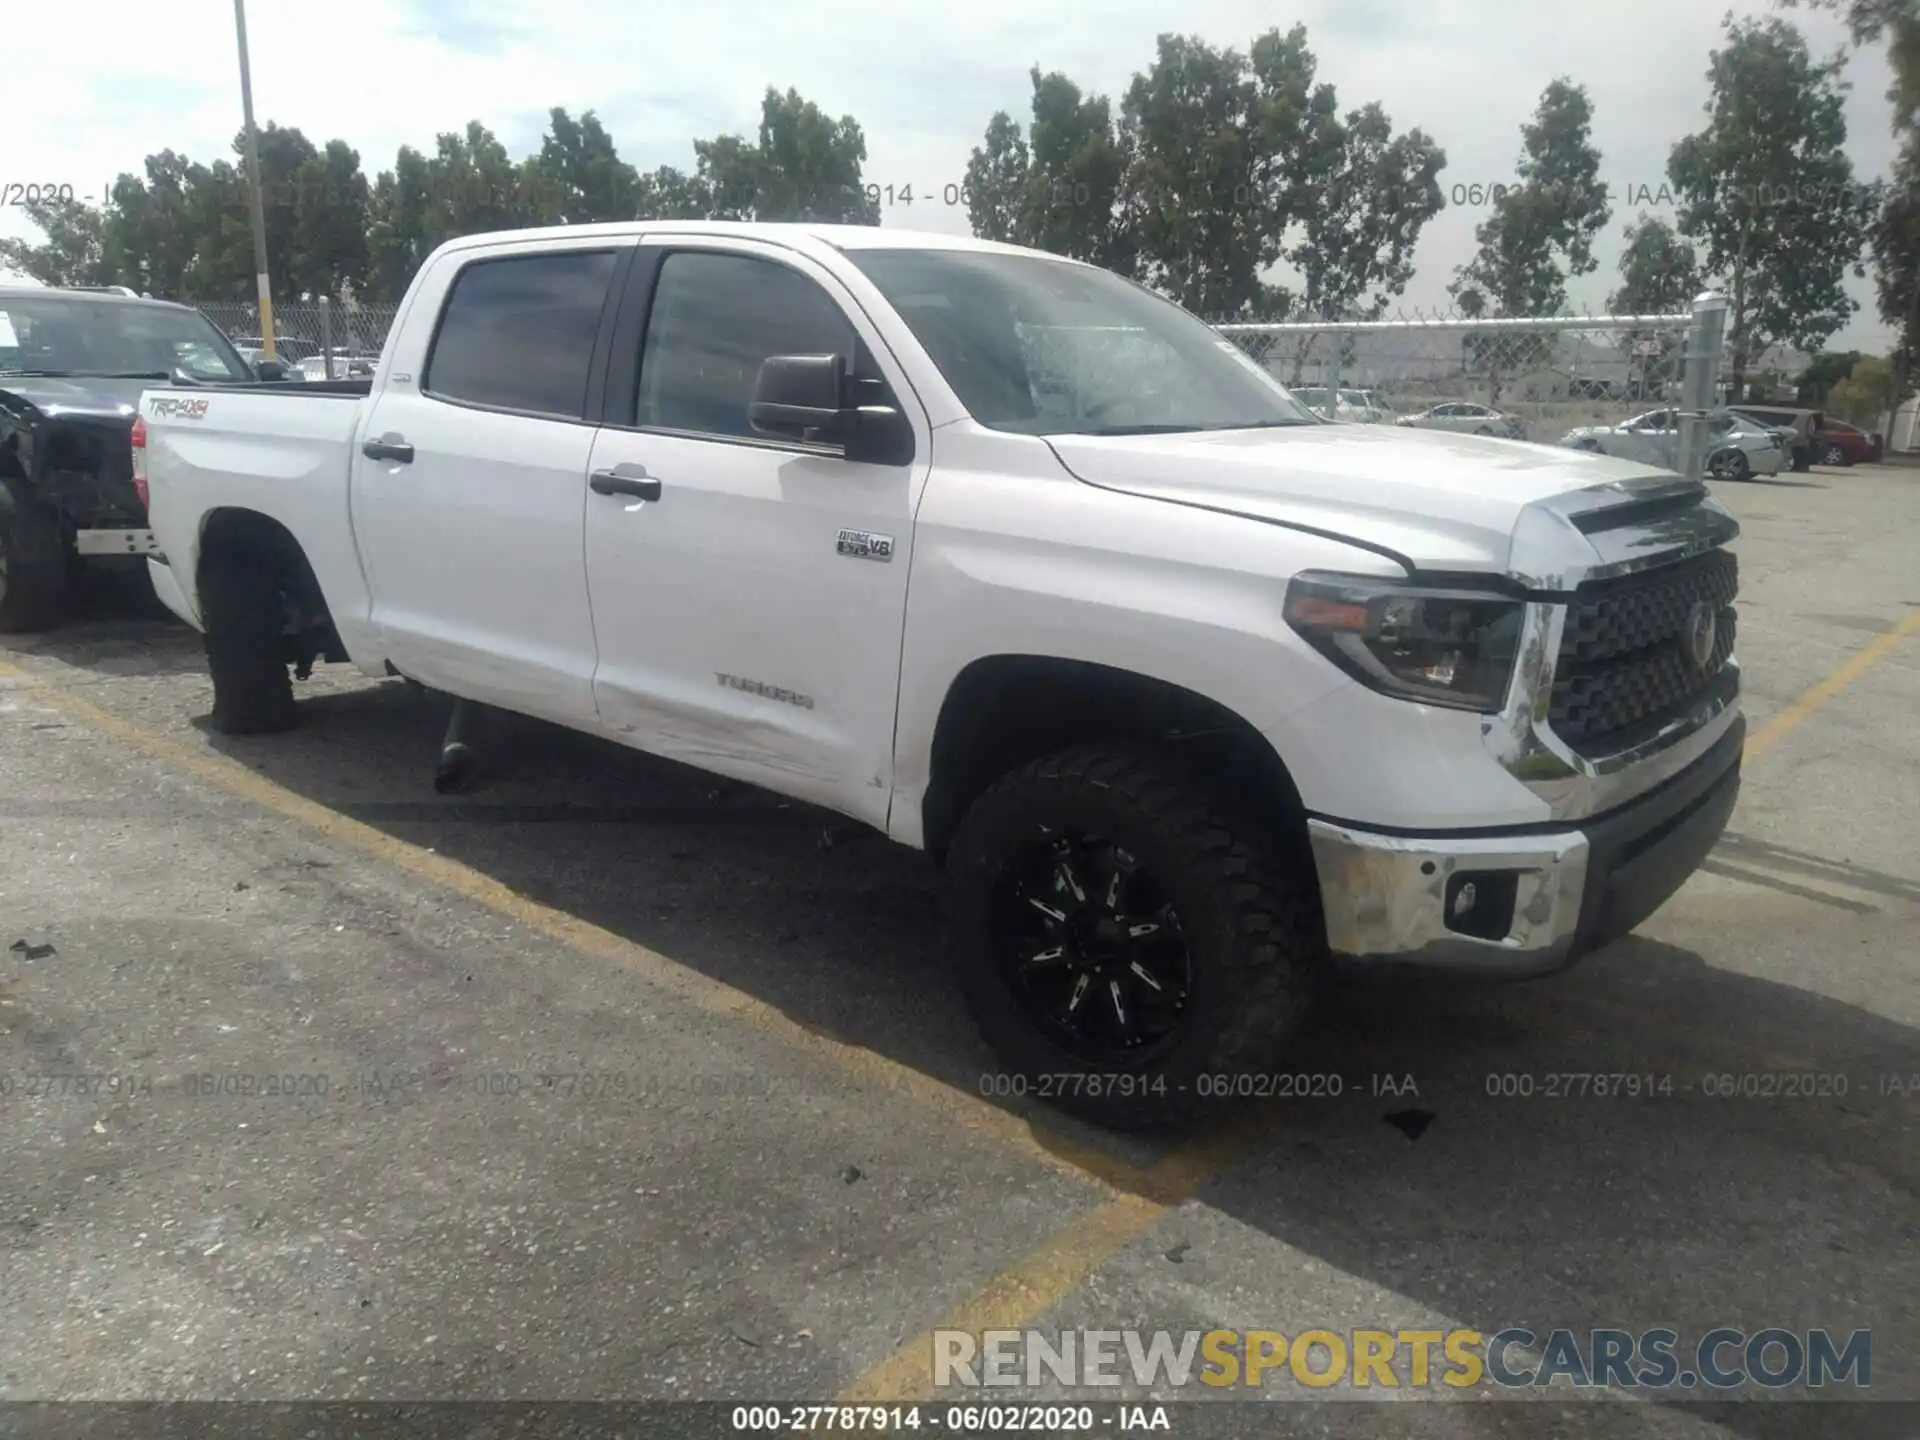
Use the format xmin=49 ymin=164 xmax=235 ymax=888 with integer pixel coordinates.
xmin=0 ymin=284 xmax=287 ymax=630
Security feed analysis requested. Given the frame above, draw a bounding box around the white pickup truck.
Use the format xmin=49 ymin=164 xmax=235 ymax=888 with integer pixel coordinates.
xmin=137 ymin=222 xmax=1745 ymax=1128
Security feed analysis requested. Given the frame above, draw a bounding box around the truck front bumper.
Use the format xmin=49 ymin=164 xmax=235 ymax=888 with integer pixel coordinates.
xmin=1306 ymin=716 xmax=1743 ymax=975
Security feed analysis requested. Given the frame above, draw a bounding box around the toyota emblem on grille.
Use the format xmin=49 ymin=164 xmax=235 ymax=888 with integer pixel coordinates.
xmin=1684 ymin=600 xmax=1718 ymax=670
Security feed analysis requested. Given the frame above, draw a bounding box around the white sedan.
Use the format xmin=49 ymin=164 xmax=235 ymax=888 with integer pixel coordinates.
xmin=1396 ymin=402 xmax=1526 ymax=439
xmin=1560 ymin=408 xmax=1784 ymax=480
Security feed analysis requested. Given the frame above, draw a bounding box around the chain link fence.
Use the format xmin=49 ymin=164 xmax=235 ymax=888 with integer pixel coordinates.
xmin=195 ymin=300 xmax=399 ymax=376
xmin=1215 ymin=305 xmax=1721 ymax=447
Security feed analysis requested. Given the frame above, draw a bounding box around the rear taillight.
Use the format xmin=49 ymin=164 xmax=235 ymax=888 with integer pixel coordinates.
xmin=130 ymin=416 xmax=148 ymax=511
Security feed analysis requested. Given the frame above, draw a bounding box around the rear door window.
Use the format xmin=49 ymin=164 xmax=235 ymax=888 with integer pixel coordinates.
xmin=424 ymin=250 xmax=619 ymax=418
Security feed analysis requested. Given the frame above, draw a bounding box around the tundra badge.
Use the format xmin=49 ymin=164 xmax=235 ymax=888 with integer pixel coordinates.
xmin=836 ymin=528 xmax=894 ymax=562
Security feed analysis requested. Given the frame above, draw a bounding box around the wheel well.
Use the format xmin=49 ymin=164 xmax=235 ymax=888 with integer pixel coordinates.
xmin=921 ymin=656 xmax=1309 ymax=863
xmin=197 ymin=508 xmax=348 ymax=665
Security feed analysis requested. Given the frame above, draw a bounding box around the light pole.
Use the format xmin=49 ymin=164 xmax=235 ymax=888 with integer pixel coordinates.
xmin=233 ymin=0 xmax=276 ymax=360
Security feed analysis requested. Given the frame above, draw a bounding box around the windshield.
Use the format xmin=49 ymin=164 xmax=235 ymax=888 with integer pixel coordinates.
xmin=0 ymin=296 xmax=252 ymax=381
xmin=845 ymin=249 xmax=1317 ymax=435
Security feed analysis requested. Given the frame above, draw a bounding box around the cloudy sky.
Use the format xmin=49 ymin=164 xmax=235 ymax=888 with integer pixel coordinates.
xmin=2 ymin=0 xmax=1902 ymax=349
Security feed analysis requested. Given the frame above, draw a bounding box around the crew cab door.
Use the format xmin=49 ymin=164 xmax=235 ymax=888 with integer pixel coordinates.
xmin=350 ymin=237 xmax=632 ymax=725
xmin=580 ymin=238 xmax=930 ymax=828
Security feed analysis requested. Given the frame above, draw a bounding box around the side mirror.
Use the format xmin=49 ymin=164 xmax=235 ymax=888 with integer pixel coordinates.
xmin=750 ymin=353 xmax=851 ymax=438
xmin=255 ymin=358 xmax=288 ymax=382
xmin=748 ymin=352 xmax=914 ymax=465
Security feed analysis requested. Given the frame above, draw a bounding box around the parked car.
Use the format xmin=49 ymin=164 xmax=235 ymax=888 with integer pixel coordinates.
xmin=295 ymin=351 xmax=380 ymax=381
xmin=229 ymin=334 xmax=321 ymax=366
xmin=235 ymin=345 xmax=308 ymax=380
xmin=0 ymin=283 xmax=287 ymax=630
xmin=1287 ymin=385 xmax=1361 ymax=421
xmin=1560 ymin=408 xmax=1784 ymax=481
xmin=136 ymin=221 xmax=1744 ymax=1129
xmin=1396 ymin=402 xmax=1525 ymax=439
xmin=1729 ymin=405 xmax=1819 ymax=472
xmin=1809 ymin=417 xmax=1882 ymax=467
xmin=1340 ymin=388 xmax=1396 ymax=423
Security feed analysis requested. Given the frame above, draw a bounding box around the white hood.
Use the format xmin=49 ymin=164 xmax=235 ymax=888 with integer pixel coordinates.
xmin=1044 ymin=424 xmax=1676 ymax=573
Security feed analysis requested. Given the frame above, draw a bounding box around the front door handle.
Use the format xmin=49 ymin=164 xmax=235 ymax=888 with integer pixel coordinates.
xmin=362 ymin=434 xmax=414 ymax=463
xmin=590 ymin=467 xmax=661 ymax=502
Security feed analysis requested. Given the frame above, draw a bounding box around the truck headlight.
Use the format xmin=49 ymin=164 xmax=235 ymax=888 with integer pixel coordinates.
xmin=1283 ymin=573 xmax=1525 ymax=711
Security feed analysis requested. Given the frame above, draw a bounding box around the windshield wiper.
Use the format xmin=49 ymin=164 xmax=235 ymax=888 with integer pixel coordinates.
xmin=70 ymin=370 xmax=175 ymax=380
xmin=0 ymin=368 xmax=79 ymax=378
xmin=1203 ymin=419 xmax=1313 ymax=430
xmin=1069 ymin=423 xmax=1207 ymax=436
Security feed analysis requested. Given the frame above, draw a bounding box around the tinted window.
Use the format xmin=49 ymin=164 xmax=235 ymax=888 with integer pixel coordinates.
xmin=425 ymin=250 xmax=618 ymax=416
xmin=637 ymin=252 xmax=854 ymax=438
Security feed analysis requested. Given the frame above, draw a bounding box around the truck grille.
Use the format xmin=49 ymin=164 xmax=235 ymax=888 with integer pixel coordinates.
xmin=1549 ymin=548 xmax=1738 ymax=757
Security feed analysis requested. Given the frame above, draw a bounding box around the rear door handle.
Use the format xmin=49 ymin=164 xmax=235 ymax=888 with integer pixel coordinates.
xmin=590 ymin=466 xmax=661 ymax=502
xmin=362 ymin=434 xmax=414 ymax=463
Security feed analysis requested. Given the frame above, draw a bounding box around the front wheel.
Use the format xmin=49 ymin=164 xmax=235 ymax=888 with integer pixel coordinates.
xmin=1707 ymin=447 xmax=1752 ymax=482
xmin=943 ymin=745 xmax=1322 ymax=1130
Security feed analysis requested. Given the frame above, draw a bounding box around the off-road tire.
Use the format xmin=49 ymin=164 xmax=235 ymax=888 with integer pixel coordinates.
xmin=0 ymin=475 xmax=72 ymax=633
xmin=943 ymin=744 xmax=1323 ymax=1131
xmin=201 ymin=547 xmax=298 ymax=734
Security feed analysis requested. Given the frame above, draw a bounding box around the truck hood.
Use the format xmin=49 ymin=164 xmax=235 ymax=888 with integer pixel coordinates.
xmin=0 ymin=375 xmax=146 ymax=424
xmin=1043 ymin=423 xmax=1685 ymax=574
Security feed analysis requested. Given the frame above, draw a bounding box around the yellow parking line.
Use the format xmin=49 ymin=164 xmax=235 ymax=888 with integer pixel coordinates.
xmin=837 ymin=1118 xmax=1265 ymax=1403
xmin=1744 ymin=609 xmax=1920 ymax=761
xmin=0 ymin=657 xmax=1154 ymax=1197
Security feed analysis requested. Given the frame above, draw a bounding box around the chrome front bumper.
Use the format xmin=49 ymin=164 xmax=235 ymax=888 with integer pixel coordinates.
xmin=1308 ymin=716 xmax=1744 ymax=975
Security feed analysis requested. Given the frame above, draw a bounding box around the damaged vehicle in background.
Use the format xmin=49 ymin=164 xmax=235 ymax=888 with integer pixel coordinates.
xmin=0 ymin=284 xmax=287 ymax=630
xmin=1560 ymin=407 xmax=1783 ymax=481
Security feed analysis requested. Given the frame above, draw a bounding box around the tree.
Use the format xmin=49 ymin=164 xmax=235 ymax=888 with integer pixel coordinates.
xmin=1609 ymin=216 xmax=1703 ymax=393
xmin=1449 ymin=81 xmax=1612 ymax=403
xmin=1872 ymin=153 xmax=1920 ymax=430
xmin=964 ymin=27 xmax=1446 ymax=331
xmin=1795 ymin=348 xmax=1866 ymax=403
xmin=693 ymin=88 xmax=880 ymax=224
xmin=1287 ymin=101 xmax=1445 ymax=322
xmin=962 ymin=111 xmax=1030 ymax=245
xmin=632 ymin=166 xmax=712 ymax=220
xmin=1116 ymin=33 xmax=1280 ymax=316
xmin=292 ymin=140 xmax=371 ymax=298
xmin=1826 ymin=353 xmax=1903 ymax=425
xmin=0 ymin=196 xmax=109 ymax=286
xmin=1775 ymin=0 xmax=1920 ymax=127
xmin=1450 ymin=81 xmax=1611 ymax=316
xmin=366 ymin=146 xmax=435 ymax=303
xmin=1667 ymin=17 xmax=1878 ymax=401
xmin=962 ymin=71 xmax=1131 ymax=266
xmin=533 ymin=108 xmax=639 ymax=223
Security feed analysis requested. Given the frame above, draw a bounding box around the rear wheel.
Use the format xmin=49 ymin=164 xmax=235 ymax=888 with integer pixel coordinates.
xmin=943 ymin=744 xmax=1322 ymax=1130
xmin=1821 ymin=443 xmax=1849 ymax=467
xmin=0 ymin=475 xmax=72 ymax=633
xmin=200 ymin=546 xmax=298 ymax=734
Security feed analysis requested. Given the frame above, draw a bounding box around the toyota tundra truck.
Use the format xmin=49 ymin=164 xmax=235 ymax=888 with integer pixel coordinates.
xmin=136 ymin=222 xmax=1744 ymax=1128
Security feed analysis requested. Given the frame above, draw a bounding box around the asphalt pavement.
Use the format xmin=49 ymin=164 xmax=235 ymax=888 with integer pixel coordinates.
xmin=0 ymin=461 xmax=1915 ymax=1439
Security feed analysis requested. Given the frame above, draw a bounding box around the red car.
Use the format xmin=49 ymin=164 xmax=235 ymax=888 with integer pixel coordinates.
xmin=1812 ymin=419 xmax=1883 ymax=466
